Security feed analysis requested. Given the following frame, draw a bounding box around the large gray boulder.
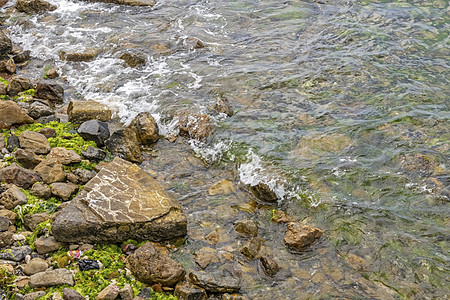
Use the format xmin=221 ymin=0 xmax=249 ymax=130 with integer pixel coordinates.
xmin=52 ymin=157 xmax=187 ymax=243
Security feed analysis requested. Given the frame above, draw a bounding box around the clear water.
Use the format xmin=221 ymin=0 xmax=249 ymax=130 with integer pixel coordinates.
xmin=2 ymin=0 xmax=449 ymax=298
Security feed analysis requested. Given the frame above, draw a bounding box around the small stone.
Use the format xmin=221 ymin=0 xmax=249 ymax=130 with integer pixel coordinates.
xmin=60 ymin=48 xmax=98 ymax=62
xmin=24 ymin=212 xmax=51 ymax=231
xmin=13 ymin=50 xmax=31 ymax=64
xmin=0 ymin=184 xmax=28 ymax=209
xmin=36 ymin=114 xmax=60 ymax=124
xmin=271 ymin=210 xmax=292 ymax=223
xmin=63 ymin=288 xmax=85 ymax=300
xmin=0 ymin=209 xmax=17 ymax=223
xmin=0 ymin=101 xmax=34 ymax=129
xmin=209 ymin=179 xmax=235 ymax=196
xmin=23 ymin=257 xmax=49 ymax=275
xmin=105 ymin=128 xmax=142 ymax=163
xmin=120 ymin=52 xmax=146 ymax=68
xmin=234 ymin=220 xmax=258 ymax=237
xmin=6 ymin=135 xmax=20 ymax=152
xmin=177 ymin=113 xmax=212 ymax=141
xmin=0 ymin=246 xmax=32 ymax=261
xmin=67 ymin=100 xmax=112 ymax=124
xmin=240 ymin=237 xmax=264 ymax=259
xmin=6 ymin=76 xmax=33 ymax=96
xmin=50 ymin=182 xmax=78 ymax=201
xmin=19 ymin=130 xmax=51 ymax=155
xmin=22 ymin=291 xmax=46 ymax=300
xmin=0 ymin=231 xmax=14 ymax=247
xmin=174 ymin=281 xmax=207 ymax=300
xmin=96 ymin=283 xmax=120 ymax=300
xmin=119 ymin=284 xmax=133 ymax=300
xmin=35 ymin=80 xmax=64 ymax=104
xmin=194 ymin=247 xmax=219 ymax=269
xmin=67 ymin=173 xmax=78 ymax=184
xmin=37 ymin=128 xmax=56 ymax=138
xmin=0 ymin=163 xmax=41 ymax=189
xmin=72 ymin=168 xmax=96 ymax=184
xmin=250 ymin=182 xmax=277 ymax=202
xmin=35 ymin=236 xmax=62 ymax=254
xmin=188 ymin=267 xmax=241 ymax=293
xmin=0 ymin=29 xmax=12 ymax=55
xmin=259 ymin=256 xmax=280 ymax=277
xmin=80 ymin=146 xmax=106 ymax=161
xmin=128 ymin=112 xmax=159 ymax=145
xmin=14 ymin=148 xmax=43 ymax=169
xmin=27 ymin=101 xmax=53 ymax=120
xmin=47 ymin=147 xmax=82 ymax=165
xmin=0 ymin=216 xmax=10 ymax=231
xmin=29 ymin=268 xmax=74 ymax=288
xmin=186 ymin=37 xmax=205 ymax=50
xmin=0 ymin=58 xmax=16 ymax=74
xmin=78 ymin=120 xmax=110 ymax=147
xmin=30 ymin=182 xmax=51 ymax=199
xmin=205 ymin=230 xmax=220 ymax=245
xmin=34 ymin=158 xmax=66 ymax=184
xmin=284 ymin=222 xmax=322 ymax=251
xmin=213 ymin=97 xmax=233 ymax=117
xmin=45 ymin=67 xmax=59 ymax=79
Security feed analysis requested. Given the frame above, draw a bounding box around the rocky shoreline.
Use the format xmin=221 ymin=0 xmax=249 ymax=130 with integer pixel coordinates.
xmin=0 ymin=1 xmax=324 ymax=299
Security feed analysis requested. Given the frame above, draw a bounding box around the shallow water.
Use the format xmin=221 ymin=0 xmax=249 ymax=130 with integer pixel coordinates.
xmin=2 ymin=0 xmax=449 ymax=298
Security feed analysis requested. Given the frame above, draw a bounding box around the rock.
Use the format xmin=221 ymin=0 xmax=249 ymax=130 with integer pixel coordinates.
xmin=0 ymin=163 xmax=41 ymax=188
xmin=6 ymin=76 xmax=33 ymax=96
xmin=24 ymin=212 xmax=51 ymax=231
xmin=399 ymin=153 xmax=437 ymax=176
xmin=96 ymin=283 xmax=119 ymax=300
xmin=36 ymin=114 xmax=60 ymax=124
xmin=15 ymin=0 xmax=57 ymax=13
xmin=177 ymin=113 xmax=213 ymax=141
xmin=120 ymin=52 xmax=146 ymax=68
xmin=0 ymin=231 xmax=13 ymax=247
xmin=6 ymin=135 xmax=20 ymax=152
xmin=23 ymin=257 xmax=48 ymax=275
xmin=0 ymin=58 xmax=15 ymax=74
xmin=50 ymin=182 xmax=78 ymax=201
xmin=296 ymin=132 xmax=352 ymax=157
xmin=45 ymin=67 xmax=59 ymax=79
xmin=194 ymin=247 xmax=219 ymax=269
xmin=259 ymin=256 xmax=280 ymax=277
xmin=208 ymin=179 xmax=235 ymax=196
xmin=72 ymin=168 xmax=96 ymax=184
xmin=14 ymin=148 xmax=43 ymax=169
xmin=0 ymin=209 xmax=17 ymax=223
xmin=52 ymin=157 xmax=187 ymax=243
xmin=98 ymin=0 xmax=156 ymax=6
xmin=80 ymin=146 xmax=106 ymax=161
xmin=213 ymin=97 xmax=233 ymax=117
xmin=47 ymin=147 xmax=82 ymax=165
xmin=30 ymin=183 xmax=51 ymax=199
xmin=204 ymin=230 xmax=219 ymax=245
xmin=151 ymin=43 xmax=172 ymax=55
xmin=186 ymin=37 xmax=205 ymax=50
xmin=0 ymin=246 xmax=32 ymax=261
xmin=13 ymin=50 xmax=31 ymax=64
xmin=284 ymin=222 xmax=322 ymax=251
xmin=0 ymin=184 xmax=28 ymax=209
xmin=19 ymin=131 xmax=51 ymax=155
xmin=271 ymin=210 xmax=292 ymax=223
xmin=119 ymin=284 xmax=133 ymax=300
xmin=0 ymin=216 xmax=10 ymax=231
xmin=37 ymin=128 xmax=56 ymax=138
xmin=35 ymin=80 xmax=64 ymax=104
xmin=0 ymin=30 xmax=12 ymax=55
xmin=35 ymin=236 xmax=62 ymax=254
xmin=59 ymin=48 xmax=98 ymax=62
xmin=22 ymin=291 xmax=46 ymax=300
xmin=174 ymin=281 xmax=207 ymax=300
xmin=234 ymin=220 xmax=258 ymax=237
xmin=105 ymin=128 xmax=142 ymax=163
xmin=126 ymin=242 xmax=186 ymax=286
xmin=34 ymin=158 xmax=66 ymax=184
xmin=250 ymin=182 xmax=278 ymax=202
xmin=188 ymin=267 xmax=241 ymax=293
xmin=240 ymin=237 xmax=264 ymax=259
xmin=128 ymin=112 xmax=159 ymax=145
xmin=27 ymin=101 xmax=53 ymax=120
xmin=63 ymin=288 xmax=85 ymax=300
xmin=29 ymin=268 xmax=74 ymax=288
xmin=0 ymin=82 xmax=6 ymax=95
xmin=0 ymin=101 xmax=34 ymax=129
xmin=67 ymin=100 xmax=112 ymax=124
xmin=77 ymin=120 xmax=110 ymax=147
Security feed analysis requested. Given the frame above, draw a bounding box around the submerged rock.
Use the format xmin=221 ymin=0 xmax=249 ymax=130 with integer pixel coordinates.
xmin=84 ymin=0 xmax=156 ymax=6
xmin=234 ymin=219 xmax=258 ymax=237
xmin=284 ymin=222 xmax=322 ymax=251
xmin=174 ymin=281 xmax=207 ymax=300
xmin=189 ymin=267 xmax=241 ymax=293
xmin=52 ymin=157 xmax=187 ymax=243
xmin=120 ymin=52 xmax=146 ymax=68
xmin=259 ymin=256 xmax=280 ymax=277
xmin=0 ymin=101 xmax=34 ymax=129
xmin=250 ymin=182 xmax=278 ymax=203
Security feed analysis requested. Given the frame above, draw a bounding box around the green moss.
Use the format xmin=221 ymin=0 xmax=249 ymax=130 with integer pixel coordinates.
xmin=21 ymin=89 xmax=35 ymax=96
xmin=0 ymin=267 xmax=16 ymax=292
xmin=0 ymin=76 xmax=8 ymax=87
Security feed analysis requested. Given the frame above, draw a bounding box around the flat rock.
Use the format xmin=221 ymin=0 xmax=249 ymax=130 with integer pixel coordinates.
xmin=34 ymin=158 xmax=66 ymax=184
xmin=67 ymin=100 xmax=112 ymax=124
xmin=59 ymin=48 xmax=98 ymax=62
xmin=189 ymin=267 xmax=241 ymax=293
xmin=0 ymin=101 xmax=34 ymax=129
xmin=78 ymin=120 xmax=110 ymax=147
xmin=52 ymin=157 xmax=187 ymax=243
xmin=47 ymin=147 xmax=82 ymax=165
xmin=23 ymin=257 xmax=49 ymax=275
xmin=34 ymin=236 xmax=62 ymax=254
xmin=105 ymin=128 xmax=142 ymax=163
xmin=208 ymin=179 xmax=235 ymax=196
xmin=29 ymin=268 xmax=74 ymax=288
xmin=19 ymin=130 xmax=51 ymax=155
xmin=284 ymin=222 xmax=322 ymax=251
xmin=35 ymin=80 xmax=64 ymax=103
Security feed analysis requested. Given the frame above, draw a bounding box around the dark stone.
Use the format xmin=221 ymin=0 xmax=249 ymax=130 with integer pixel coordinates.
xmin=105 ymin=128 xmax=142 ymax=163
xmin=234 ymin=219 xmax=258 ymax=237
xmin=0 ymin=163 xmax=41 ymax=189
xmin=6 ymin=136 xmax=20 ymax=152
xmin=35 ymin=114 xmax=60 ymax=124
xmin=250 ymin=182 xmax=278 ymax=202
xmin=13 ymin=50 xmax=31 ymax=64
xmin=77 ymin=120 xmax=110 ymax=147
xmin=213 ymin=97 xmax=233 ymax=117
xmin=28 ymin=101 xmax=53 ymax=120
xmin=260 ymin=256 xmax=280 ymax=277
xmin=120 ymin=52 xmax=146 ymax=68
xmin=35 ymin=80 xmax=64 ymax=104
xmin=80 ymin=146 xmax=106 ymax=162
xmin=137 ymin=288 xmax=152 ymax=299
xmin=14 ymin=148 xmax=43 ymax=169
xmin=0 ymin=246 xmax=32 ymax=261
xmin=63 ymin=288 xmax=85 ymax=300
xmin=24 ymin=212 xmax=51 ymax=231
xmin=37 ymin=128 xmax=56 ymax=138
xmin=174 ymin=281 xmax=207 ymax=300
xmin=30 ymin=182 xmax=51 ymax=199
xmin=72 ymin=168 xmax=96 ymax=184
xmin=7 ymin=76 xmax=34 ymax=96
xmin=0 ymin=216 xmax=10 ymax=231
xmin=0 ymin=30 xmax=12 ymax=55
xmin=77 ymin=259 xmax=100 ymax=271
xmin=240 ymin=237 xmax=264 ymax=260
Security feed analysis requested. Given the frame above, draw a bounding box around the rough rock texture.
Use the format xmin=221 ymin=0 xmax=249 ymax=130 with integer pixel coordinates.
xmin=96 ymin=283 xmax=120 ymax=300
xmin=50 ymin=182 xmax=78 ymax=201
xmin=234 ymin=219 xmax=258 ymax=237
xmin=34 ymin=158 xmax=66 ymax=184
xmin=0 ymin=216 xmax=10 ymax=231
xmin=24 ymin=212 xmax=51 ymax=231
xmin=0 ymin=246 xmax=32 ymax=261
xmin=35 ymin=80 xmax=64 ymax=103
xmin=28 ymin=101 xmax=54 ymax=120
xmin=120 ymin=52 xmax=146 ymax=68
xmin=15 ymin=148 xmax=43 ymax=169
xmin=45 ymin=67 xmax=59 ymax=79
xmin=30 ymin=183 xmax=51 ymax=199
xmin=194 ymin=247 xmax=219 ymax=269
xmin=0 ymin=58 xmax=16 ymax=74
xmin=128 ymin=112 xmax=159 ymax=145
xmin=284 ymin=222 xmax=323 ymax=251
xmin=188 ymin=267 xmax=241 ymax=293
xmin=208 ymin=179 xmax=235 ymax=196
xmin=0 ymin=184 xmax=28 ymax=209
xmin=240 ymin=237 xmax=264 ymax=259
xmin=63 ymin=288 xmax=85 ymax=300
xmin=7 ymin=76 xmax=33 ymax=96
xmin=0 ymin=209 xmax=17 ymax=223
xmin=52 ymin=157 xmax=187 ymax=243
xmin=213 ymin=97 xmax=233 ymax=117
xmin=13 ymin=50 xmax=31 ymax=64
xmin=38 ymin=127 xmax=56 ymax=138
xmin=250 ymin=182 xmax=278 ymax=202
xmin=29 ymin=268 xmax=74 ymax=288
xmin=59 ymin=48 xmax=98 ymax=62
xmin=0 ymin=163 xmax=41 ymax=188
xmin=105 ymin=128 xmax=142 ymax=163
xmin=67 ymin=100 xmax=112 ymax=124
xmin=86 ymin=0 xmax=156 ymax=6
xmin=118 ymin=284 xmax=133 ymax=300
xmin=259 ymin=256 xmax=280 ymax=277
xmin=80 ymin=146 xmax=106 ymax=161
xmin=23 ymin=258 xmax=49 ymax=276
xmin=0 ymin=81 xmax=6 ymax=95
xmin=0 ymin=30 xmax=12 ymax=55
xmin=15 ymin=0 xmax=57 ymax=13
xmin=0 ymin=101 xmax=34 ymax=129
xmin=77 ymin=120 xmax=110 ymax=146
xmin=174 ymin=281 xmax=207 ymax=300
xmin=400 ymin=153 xmax=437 ymax=176
xmin=22 ymin=291 xmax=46 ymax=300
xmin=6 ymin=135 xmax=20 ymax=152
xmin=19 ymin=130 xmax=51 ymax=154
xmin=177 ymin=113 xmax=213 ymax=141
xmin=72 ymin=168 xmax=96 ymax=184
xmin=35 ymin=236 xmax=62 ymax=254
xmin=0 ymin=231 xmax=13 ymax=248
xmin=47 ymin=147 xmax=82 ymax=165
xmin=126 ymin=242 xmax=186 ymax=286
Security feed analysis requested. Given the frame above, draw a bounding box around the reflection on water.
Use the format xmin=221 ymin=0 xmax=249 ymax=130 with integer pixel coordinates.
xmin=3 ymin=0 xmax=449 ymax=297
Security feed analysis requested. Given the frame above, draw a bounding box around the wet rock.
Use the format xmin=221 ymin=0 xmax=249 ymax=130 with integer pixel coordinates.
xmin=234 ymin=219 xmax=258 ymax=237
xmin=35 ymin=80 xmax=64 ymax=104
xmin=151 ymin=43 xmax=173 ymax=55
xmin=0 ymin=209 xmax=17 ymax=223
xmin=13 ymin=50 xmax=31 ymax=64
xmin=97 ymin=283 xmax=120 ymax=300
xmin=209 ymin=179 xmax=235 ymax=196
xmin=0 ymin=231 xmax=14 ymax=247
xmin=194 ymin=247 xmax=219 ymax=269
xmin=52 ymin=157 xmax=187 ymax=243
xmin=221 ymin=294 xmax=248 ymax=300
xmin=0 ymin=58 xmax=15 ymax=74
xmin=80 ymin=146 xmax=106 ymax=161
xmin=128 ymin=112 xmax=159 ymax=145
xmin=271 ymin=210 xmax=292 ymax=223
xmin=35 ymin=236 xmax=62 ymax=254
xmin=38 ymin=127 xmax=56 ymax=138
xmin=120 ymin=52 xmax=146 ymax=68
xmin=6 ymin=135 xmax=20 ymax=152
xmin=47 ymin=147 xmax=82 ymax=165
xmin=119 ymin=284 xmax=133 ymax=300
xmin=34 ymin=158 xmax=66 ymax=184
xmin=24 ymin=212 xmax=51 ymax=231
xmin=240 ymin=237 xmax=264 ymax=259
xmin=29 ymin=268 xmax=74 ymax=288
xmin=45 ymin=67 xmax=59 ymax=79
xmin=73 ymin=168 xmax=96 ymax=184
xmin=77 ymin=120 xmax=110 ymax=147
xmin=50 ymin=182 xmax=78 ymax=201
xmin=14 ymin=148 xmax=43 ymax=169
xmin=0 ymin=163 xmax=40 ymax=189
xmin=259 ymin=256 xmax=280 ymax=277
xmin=59 ymin=48 xmax=98 ymax=62
xmin=0 ymin=184 xmax=28 ymax=209
xmin=177 ymin=113 xmax=213 ymax=141
xmin=213 ymin=97 xmax=233 ymax=117
xmin=19 ymin=130 xmax=51 ymax=155
xmin=284 ymin=222 xmax=322 ymax=251
xmin=22 ymin=291 xmax=46 ymax=300
xmin=126 ymin=242 xmax=186 ymax=286
xmin=6 ymin=76 xmax=33 ymax=96
xmin=189 ymin=267 xmax=241 ymax=293
xmin=23 ymin=257 xmax=48 ymax=276
xmin=399 ymin=153 xmax=437 ymax=176
xmin=67 ymin=100 xmax=112 ymax=124
xmin=205 ymin=230 xmax=220 ymax=245
xmin=63 ymin=288 xmax=85 ymax=300
xmin=0 ymin=30 xmax=12 ymax=55
xmin=250 ymin=182 xmax=278 ymax=202
xmin=0 ymin=246 xmax=32 ymax=261
xmin=0 ymin=101 xmax=34 ymax=129
xmin=296 ymin=132 xmax=352 ymax=157
xmin=174 ymin=281 xmax=207 ymax=300
xmin=0 ymin=216 xmax=10 ymax=231
xmin=27 ymin=101 xmax=53 ymax=120
xmin=105 ymin=128 xmax=142 ymax=163
xmin=186 ymin=37 xmax=205 ymax=50
xmin=0 ymin=0 xmax=7 ymax=7
xmin=15 ymin=0 xmax=57 ymax=13
xmin=30 ymin=183 xmax=51 ymax=199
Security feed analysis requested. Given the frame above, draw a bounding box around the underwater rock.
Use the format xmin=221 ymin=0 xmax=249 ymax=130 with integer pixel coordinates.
xmin=35 ymin=80 xmax=64 ymax=104
xmin=128 ymin=112 xmax=159 ymax=145
xmin=120 ymin=52 xmax=146 ymax=68
xmin=0 ymin=163 xmax=41 ymax=189
xmin=84 ymin=0 xmax=156 ymax=6
xmin=78 ymin=120 xmax=110 ymax=147
xmin=194 ymin=247 xmax=219 ymax=269
xmin=19 ymin=130 xmax=51 ymax=155
xmin=52 ymin=157 xmax=187 ymax=243
xmin=234 ymin=219 xmax=258 ymax=237
xmin=189 ymin=266 xmax=241 ymax=293
xmin=399 ymin=153 xmax=437 ymax=176
xmin=0 ymin=101 xmax=34 ymax=129
xmin=105 ymin=128 xmax=142 ymax=163
xmin=284 ymin=222 xmax=322 ymax=251
xmin=209 ymin=179 xmax=235 ymax=196
xmin=15 ymin=0 xmax=57 ymax=14
xmin=240 ymin=237 xmax=264 ymax=260
xmin=259 ymin=256 xmax=280 ymax=277
xmin=68 ymin=100 xmax=112 ymax=124
xmin=295 ymin=132 xmax=352 ymax=157
xmin=250 ymin=182 xmax=278 ymax=203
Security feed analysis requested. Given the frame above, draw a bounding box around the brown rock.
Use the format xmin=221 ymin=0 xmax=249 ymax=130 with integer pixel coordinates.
xmin=0 ymin=230 xmax=14 ymax=247
xmin=234 ymin=219 xmax=258 ymax=237
xmin=177 ymin=113 xmax=212 ymax=141
xmin=259 ymin=256 xmax=280 ymax=277
xmin=0 ymin=184 xmax=28 ymax=209
xmin=208 ymin=179 xmax=235 ymax=196
xmin=67 ymin=100 xmax=112 ymax=124
xmin=34 ymin=158 xmax=66 ymax=184
xmin=38 ymin=127 xmax=56 ymax=138
xmin=0 ymin=58 xmax=16 ymax=74
xmin=96 ymin=283 xmax=120 ymax=300
xmin=19 ymin=130 xmax=51 ymax=155
xmin=59 ymin=48 xmax=98 ymax=62
xmin=213 ymin=97 xmax=233 ymax=117
xmin=205 ymin=230 xmax=219 ymax=245
xmin=30 ymin=182 xmax=51 ymax=199
xmin=0 ymin=101 xmax=34 ymax=129
xmin=15 ymin=0 xmax=57 ymax=13
xmin=0 ymin=29 xmax=12 ymax=55
xmin=63 ymin=288 xmax=85 ymax=300
xmin=120 ymin=52 xmax=146 ymax=68
xmin=35 ymin=80 xmax=64 ymax=104
xmin=50 ymin=182 xmax=79 ymax=201
xmin=128 ymin=112 xmax=159 ymax=145
xmin=186 ymin=37 xmax=205 ymax=50
xmin=0 ymin=82 xmax=6 ymax=95
xmin=47 ymin=147 xmax=82 ymax=165
xmin=126 ymin=242 xmax=186 ymax=286
xmin=284 ymin=222 xmax=322 ymax=251
xmin=240 ymin=237 xmax=264 ymax=259
xmin=0 ymin=163 xmax=41 ymax=188
xmin=0 ymin=209 xmax=17 ymax=223
xmin=6 ymin=76 xmax=33 ymax=96
xmin=29 ymin=268 xmax=74 ymax=288
xmin=15 ymin=148 xmax=43 ymax=169
xmin=271 ymin=210 xmax=292 ymax=223
xmin=0 ymin=216 xmax=10 ymax=231
xmin=151 ymin=43 xmax=172 ymax=55
xmin=45 ymin=67 xmax=59 ymax=79
xmin=119 ymin=284 xmax=133 ymax=300
xmin=105 ymin=128 xmax=142 ymax=163
xmin=22 ymin=291 xmax=46 ymax=300
xmin=250 ymin=182 xmax=277 ymax=202
xmin=194 ymin=247 xmax=219 ymax=269
xmin=188 ymin=267 xmax=241 ymax=293
xmin=24 ymin=212 xmax=51 ymax=231
xmin=174 ymin=281 xmax=207 ymax=300
xmin=35 ymin=236 xmax=62 ymax=254
xmin=23 ymin=257 xmax=49 ymax=275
